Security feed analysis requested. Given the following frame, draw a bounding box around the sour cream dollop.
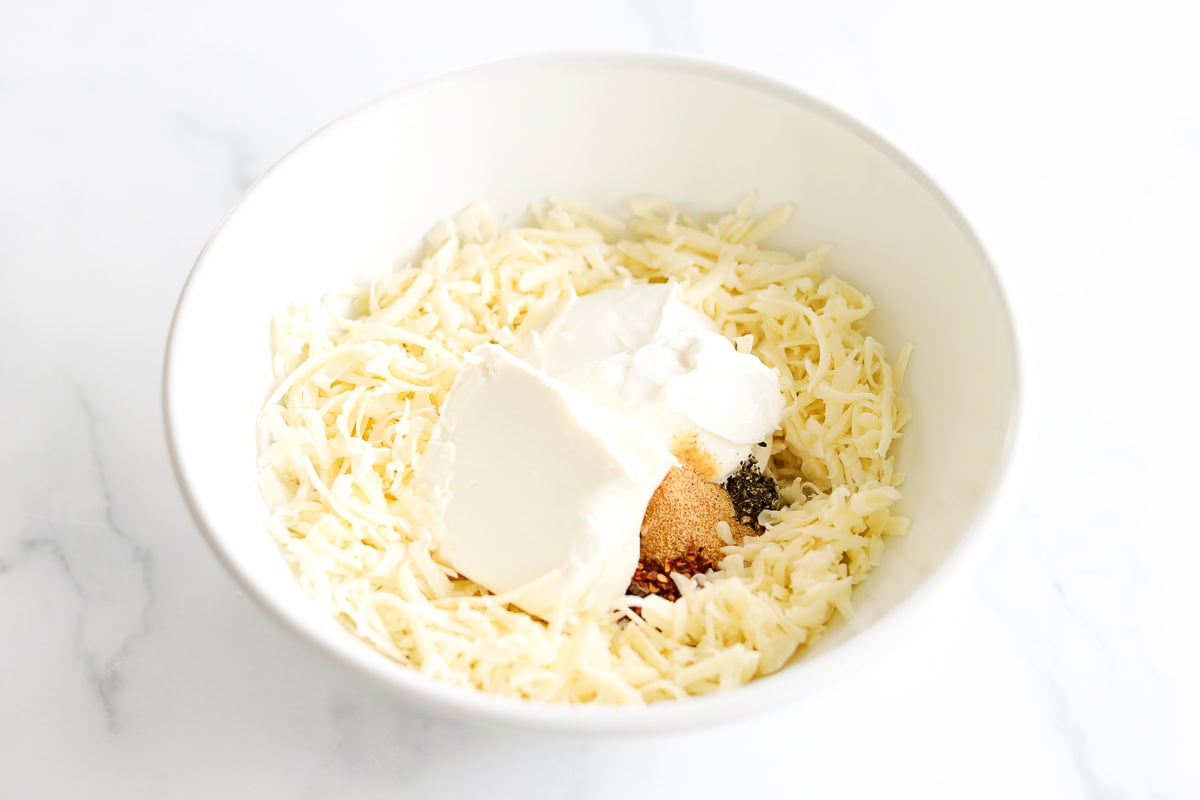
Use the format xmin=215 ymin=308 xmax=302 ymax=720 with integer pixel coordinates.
xmin=421 ymin=283 xmax=784 ymax=617
xmin=517 ymin=283 xmax=784 ymax=480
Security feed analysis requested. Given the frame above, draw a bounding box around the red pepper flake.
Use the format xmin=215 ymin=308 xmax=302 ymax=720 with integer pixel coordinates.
xmin=627 ymin=549 xmax=717 ymax=603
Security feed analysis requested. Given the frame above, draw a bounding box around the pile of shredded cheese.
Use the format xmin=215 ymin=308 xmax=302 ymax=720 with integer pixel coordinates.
xmin=258 ymin=196 xmax=912 ymax=704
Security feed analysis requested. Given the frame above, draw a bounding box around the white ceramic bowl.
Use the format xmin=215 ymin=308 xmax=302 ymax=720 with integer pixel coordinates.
xmin=165 ymin=52 xmax=1018 ymax=734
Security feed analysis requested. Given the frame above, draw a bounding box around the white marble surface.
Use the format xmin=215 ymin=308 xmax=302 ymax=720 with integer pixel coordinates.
xmin=2 ymin=1 xmax=1197 ymax=797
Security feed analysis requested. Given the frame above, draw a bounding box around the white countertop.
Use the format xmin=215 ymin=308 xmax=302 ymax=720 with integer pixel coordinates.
xmin=2 ymin=1 xmax=1197 ymax=797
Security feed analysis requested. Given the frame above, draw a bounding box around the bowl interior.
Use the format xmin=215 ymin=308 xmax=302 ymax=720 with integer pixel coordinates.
xmin=166 ymin=54 xmax=1017 ymax=733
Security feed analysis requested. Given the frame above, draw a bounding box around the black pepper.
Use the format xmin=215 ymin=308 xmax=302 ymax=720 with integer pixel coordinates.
xmin=721 ymin=454 xmax=781 ymax=533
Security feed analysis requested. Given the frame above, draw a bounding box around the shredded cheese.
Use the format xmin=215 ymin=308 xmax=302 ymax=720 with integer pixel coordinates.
xmin=258 ymin=196 xmax=911 ymax=704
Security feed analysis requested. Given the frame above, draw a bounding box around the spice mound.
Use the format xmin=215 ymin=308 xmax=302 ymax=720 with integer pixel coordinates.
xmin=639 ymin=460 xmax=754 ymax=563
xmin=629 ymin=442 xmax=782 ymax=601
xmin=628 ymin=553 xmax=718 ymax=601
xmin=722 ymin=453 xmax=781 ymax=532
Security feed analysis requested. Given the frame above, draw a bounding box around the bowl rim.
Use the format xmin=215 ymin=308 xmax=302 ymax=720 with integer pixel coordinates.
xmin=163 ymin=49 xmax=1022 ymax=735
